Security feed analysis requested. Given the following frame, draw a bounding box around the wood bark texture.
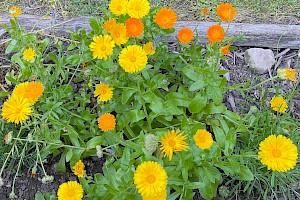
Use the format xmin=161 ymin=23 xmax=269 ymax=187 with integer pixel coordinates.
xmin=1 ymin=13 xmax=300 ymax=49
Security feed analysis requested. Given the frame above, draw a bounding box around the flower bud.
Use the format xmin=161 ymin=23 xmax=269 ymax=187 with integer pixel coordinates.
xmin=4 ymin=131 xmax=13 ymax=144
xmin=96 ymin=145 xmax=103 ymax=158
xmin=219 ymin=185 xmax=230 ymax=198
xmin=144 ymin=134 xmax=158 ymax=154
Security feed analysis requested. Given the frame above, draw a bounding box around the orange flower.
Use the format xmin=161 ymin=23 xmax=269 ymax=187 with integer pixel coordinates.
xmin=207 ymin=24 xmax=225 ymax=44
xmin=201 ymin=8 xmax=208 ymax=15
xmin=178 ymin=28 xmax=194 ymax=44
xmin=216 ymin=3 xmax=237 ymax=22
xmin=125 ymin=18 xmax=144 ymax=37
xmin=154 ymin=7 xmax=177 ymax=29
xmin=220 ymin=44 xmax=231 ymax=55
xmin=98 ymin=113 xmax=116 ymax=132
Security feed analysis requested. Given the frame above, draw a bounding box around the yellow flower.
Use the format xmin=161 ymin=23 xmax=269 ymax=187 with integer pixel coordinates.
xmin=1 ymin=96 xmax=32 ymax=124
xmin=134 ymin=161 xmax=168 ymax=198
xmin=270 ymin=96 xmax=288 ymax=113
xmin=89 ymin=35 xmax=115 ymax=60
xmin=94 ymin=82 xmax=113 ymax=102
xmin=23 ymin=47 xmax=36 ymax=62
xmin=127 ymin=0 xmax=150 ymax=19
xmin=194 ymin=129 xmax=214 ymax=150
xmin=73 ymin=160 xmax=85 ymax=178
xmin=57 ymin=181 xmax=83 ymax=200
xmin=9 ymin=6 xmax=22 ymax=17
xmin=109 ymin=0 xmax=128 ymax=16
xmin=110 ymin=23 xmax=129 ymax=46
xmin=103 ymin=18 xmax=118 ymax=33
xmin=258 ymin=135 xmax=298 ymax=172
xmin=142 ymin=189 xmax=167 ymax=200
xmin=143 ymin=42 xmax=155 ymax=55
xmin=160 ymin=129 xmax=189 ymax=160
xmin=118 ymin=45 xmax=147 ymax=73
xmin=88 ymin=82 xmax=93 ymax=87
xmin=97 ymin=113 xmax=116 ymax=132
xmin=277 ymin=68 xmax=297 ymax=82
xmin=12 ymin=81 xmax=44 ymax=105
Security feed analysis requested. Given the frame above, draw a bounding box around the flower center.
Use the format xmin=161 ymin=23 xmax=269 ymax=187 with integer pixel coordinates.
xmin=135 ymin=5 xmax=141 ymax=11
xmin=114 ymin=32 xmax=120 ymax=38
xmin=129 ymin=56 xmax=136 ymax=62
xmin=130 ymin=25 xmax=137 ymax=33
xmin=146 ymin=174 xmax=156 ymax=184
xmin=162 ymin=17 xmax=169 ymax=25
xmin=272 ymin=149 xmax=281 ymax=158
xmin=198 ymin=137 xmax=206 ymax=143
xmin=14 ymin=108 xmax=22 ymax=114
xmin=117 ymin=6 xmax=122 ymax=11
xmin=101 ymin=46 xmax=106 ymax=51
xmin=168 ymin=140 xmax=175 ymax=147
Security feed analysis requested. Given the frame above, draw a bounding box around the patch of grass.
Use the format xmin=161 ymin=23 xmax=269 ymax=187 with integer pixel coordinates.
xmin=1 ymin=0 xmax=299 ymax=23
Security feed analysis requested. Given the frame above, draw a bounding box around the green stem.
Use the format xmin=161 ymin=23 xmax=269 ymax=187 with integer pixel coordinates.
xmin=221 ymin=154 xmax=257 ymax=159
xmin=35 ymin=140 xmax=48 ymax=176
xmin=137 ymin=82 xmax=152 ymax=131
xmin=241 ymin=76 xmax=278 ymax=91
xmin=0 ymin=127 xmax=23 ymax=176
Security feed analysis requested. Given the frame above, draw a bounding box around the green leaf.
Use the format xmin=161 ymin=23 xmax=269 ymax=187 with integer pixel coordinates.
xmin=89 ymin=17 xmax=101 ymax=33
xmin=0 ymin=92 xmax=11 ymax=97
xmin=65 ymin=149 xmax=73 ymax=162
xmin=86 ymin=136 xmax=104 ymax=149
xmin=56 ymin=153 xmax=66 ymax=172
xmin=35 ymin=192 xmax=45 ymax=200
xmin=188 ymin=93 xmax=207 ymax=113
xmin=189 ymin=79 xmax=206 ymax=91
xmin=5 ymin=39 xmax=17 ymax=54
xmin=238 ymin=166 xmax=254 ymax=181
xmin=182 ymin=66 xmax=198 ymax=81
xmin=120 ymin=147 xmax=131 ymax=170
xmin=122 ymin=88 xmax=137 ymax=104
xmin=212 ymin=126 xmax=225 ymax=148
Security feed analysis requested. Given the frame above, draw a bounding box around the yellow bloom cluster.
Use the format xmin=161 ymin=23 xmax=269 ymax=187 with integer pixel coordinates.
xmin=73 ymin=160 xmax=85 ymax=178
xmin=1 ymin=82 xmax=44 ymax=124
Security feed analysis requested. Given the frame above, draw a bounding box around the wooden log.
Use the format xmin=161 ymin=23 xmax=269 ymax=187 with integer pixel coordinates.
xmin=1 ymin=13 xmax=300 ymax=49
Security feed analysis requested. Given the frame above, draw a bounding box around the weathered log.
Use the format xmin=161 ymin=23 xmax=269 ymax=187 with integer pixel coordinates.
xmin=1 ymin=13 xmax=300 ymax=49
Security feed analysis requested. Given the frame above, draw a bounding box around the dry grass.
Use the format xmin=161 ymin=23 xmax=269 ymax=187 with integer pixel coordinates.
xmin=0 ymin=0 xmax=300 ymax=24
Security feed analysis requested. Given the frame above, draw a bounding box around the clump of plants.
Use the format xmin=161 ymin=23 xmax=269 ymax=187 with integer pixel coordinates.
xmin=0 ymin=1 xmax=299 ymax=200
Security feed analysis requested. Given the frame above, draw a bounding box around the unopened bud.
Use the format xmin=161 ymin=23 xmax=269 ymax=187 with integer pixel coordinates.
xmin=219 ymin=185 xmax=230 ymax=198
xmin=41 ymin=175 xmax=54 ymax=183
xmin=96 ymin=145 xmax=103 ymax=158
xmin=9 ymin=192 xmax=17 ymax=199
xmin=144 ymin=134 xmax=158 ymax=154
xmin=4 ymin=131 xmax=13 ymax=144
xmin=0 ymin=177 xmax=4 ymax=187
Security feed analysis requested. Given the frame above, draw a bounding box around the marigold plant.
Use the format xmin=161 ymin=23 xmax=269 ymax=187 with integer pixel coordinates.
xmin=270 ymin=96 xmax=288 ymax=113
xmin=216 ymin=3 xmax=237 ymax=22
xmin=57 ymin=181 xmax=83 ymax=200
xmin=97 ymin=113 xmax=116 ymax=132
xmin=154 ymin=7 xmax=177 ymax=29
xmin=177 ymin=28 xmax=194 ymax=44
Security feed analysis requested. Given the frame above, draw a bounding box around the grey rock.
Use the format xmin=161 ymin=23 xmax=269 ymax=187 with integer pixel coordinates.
xmin=244 ymin=48 xmax=275 ymax=74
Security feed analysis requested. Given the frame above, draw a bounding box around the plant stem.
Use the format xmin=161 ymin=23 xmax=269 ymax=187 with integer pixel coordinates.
xmin=241 ymin=76 xmax=279 ymax=91
xmin=137 ymin=82 xmax=152 ymax=131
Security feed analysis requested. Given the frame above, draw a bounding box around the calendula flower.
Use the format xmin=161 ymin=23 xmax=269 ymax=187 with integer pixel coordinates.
xmin=154 ymin=8 xmax=177 ymax=29
xmin=277 ymin=68 xmax=297 ymax=82
xmin=12 ymin=81 xmax=44 ymax=105
xmin=109 ymin=0 xmax=128 ymax=16
xmin=94 ymin=82 xmax=113 ymax=102
xmin=220 ymin=44 xmax=231 ymax=55
xmin=194 ymin=129 xmax=214 ymax=150
xmin=23 ymin=47 xmax=36 ymax=62
xmin=270 ymin=96 xmax=288 ymax=113
xmin=177 ymin=28 xmax=194 ymax=44
xmin=258 ymin=135 xmax=298 ymax=172
xmin=207 ymin=24 xmax=225 ymax=44
xmin=127 ymin=0 xmax=150 ymax=19
xmin=125 ymin=18 xmax=144 ymax=37
xmin=216 ymin=3 xmax=237 ymax=22
xmin=143 ymin=42 xmax=155 ymax=55
xmin=1 ymin=96 xmax=32 ymax=124
xmin=201 ymin=8 xmax=209 ymax=15
xmin=97 ymin=113 xmax=116 ymax=131
xmin=118 ymin=45 xmax=147 ymax=73
xmin=9 ymin=6 xmax=22 ymax=17
xmin=57 ymin=181 xmax=83 ymax=200
xmin=73 ymin=160 xmax=85 ymax=178
xmin=160 ymin=129 xmax=188 ymax=160
xmin=103 ymin=18 xmax=118 ymax=33
xmin=142 ymin=189 xmax=167 ymax=200
xmin=134 ymin=161 xmax=168 ymax=198
xmin=89 ymin=35 xmax=115 ymax=60
xmin=110 ymin=23 xmax=129 ymax=45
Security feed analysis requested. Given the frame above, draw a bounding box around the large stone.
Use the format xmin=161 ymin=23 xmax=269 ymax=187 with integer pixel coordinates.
xmin=244 ymin=48 xmax=275 ymax=74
